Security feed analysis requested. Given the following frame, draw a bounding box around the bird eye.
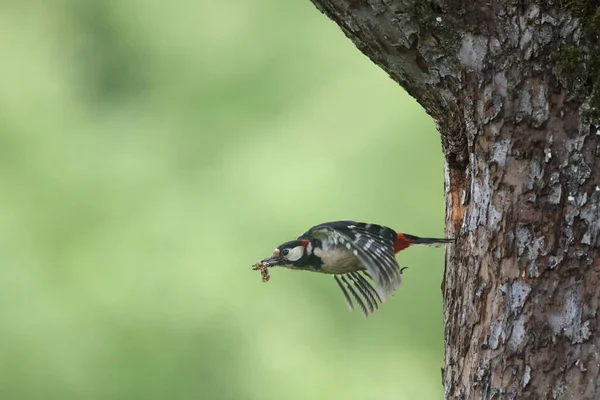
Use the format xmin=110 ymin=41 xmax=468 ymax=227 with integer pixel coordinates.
xmin=281 ymin=249 xmax=290 ymax=256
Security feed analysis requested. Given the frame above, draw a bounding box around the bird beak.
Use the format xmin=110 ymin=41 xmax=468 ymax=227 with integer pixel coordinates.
xmin=259 ymin=256 xmax=281 ymax=266
xmin=253 ymin=248 xmax=283 ymax=268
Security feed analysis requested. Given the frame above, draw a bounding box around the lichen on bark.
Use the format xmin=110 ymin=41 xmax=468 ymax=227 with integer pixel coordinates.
xmin=552 ymin=0 xmax=600 ymax=119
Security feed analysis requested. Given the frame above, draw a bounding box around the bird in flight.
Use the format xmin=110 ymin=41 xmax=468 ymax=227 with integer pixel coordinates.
xmin=254 ymin=220 xmax=453 ymax=316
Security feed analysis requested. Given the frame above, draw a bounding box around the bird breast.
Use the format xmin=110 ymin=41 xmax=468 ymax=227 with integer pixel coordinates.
xmin=313 ymin=245 xmax=361 ymax=274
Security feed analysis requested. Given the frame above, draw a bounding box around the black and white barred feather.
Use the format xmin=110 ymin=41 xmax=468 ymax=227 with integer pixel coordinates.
xmin=298 ymin=220 xmax=405 ymax=317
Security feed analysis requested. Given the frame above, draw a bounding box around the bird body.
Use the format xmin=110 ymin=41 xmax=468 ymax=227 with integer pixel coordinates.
xmin=257 ymin=220 xmax=453 ymax=316
xmin=313 ymin=245 xmax=362 ymax=274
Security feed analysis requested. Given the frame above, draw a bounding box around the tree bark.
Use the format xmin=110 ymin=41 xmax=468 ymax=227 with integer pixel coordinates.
xmin=307 ymin=0 xmax=600 ymax=398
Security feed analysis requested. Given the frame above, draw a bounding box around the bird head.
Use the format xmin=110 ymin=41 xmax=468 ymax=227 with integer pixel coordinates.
xmin=258 ymin=239 xmax=311 ymax=269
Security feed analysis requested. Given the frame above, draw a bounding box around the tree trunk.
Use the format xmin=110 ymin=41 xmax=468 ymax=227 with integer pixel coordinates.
xmin=307 ymin=0 xmax=600 ymax=398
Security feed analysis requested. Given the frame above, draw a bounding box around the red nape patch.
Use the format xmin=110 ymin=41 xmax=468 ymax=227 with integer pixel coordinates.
xmin=301 ymin=240 xmax=309 ymax=247
xmin=394 ymin=233 xmax=413 ymax=253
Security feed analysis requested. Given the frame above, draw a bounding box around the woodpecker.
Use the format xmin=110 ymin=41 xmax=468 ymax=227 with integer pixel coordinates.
xmin=256 ymin=220 xmax=453 ymax=317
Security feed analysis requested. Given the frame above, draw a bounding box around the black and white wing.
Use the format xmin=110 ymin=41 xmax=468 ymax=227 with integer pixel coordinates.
xmin=332 ymin=271 xmax=384 ymax=317
xmin=299 ymin=220 xmax=404 ymax=316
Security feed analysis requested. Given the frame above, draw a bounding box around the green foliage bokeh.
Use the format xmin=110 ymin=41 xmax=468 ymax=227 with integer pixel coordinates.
xmin=0 ymin=1 xmax=447 ymax=399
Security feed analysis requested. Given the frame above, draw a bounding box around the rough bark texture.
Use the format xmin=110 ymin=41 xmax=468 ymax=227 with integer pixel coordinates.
xmin=307 ymin=0 xmax=600 ymax=398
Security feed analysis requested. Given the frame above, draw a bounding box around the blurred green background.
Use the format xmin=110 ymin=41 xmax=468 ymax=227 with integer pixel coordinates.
xmin=0 ymin=1 xmax=447 ymax=399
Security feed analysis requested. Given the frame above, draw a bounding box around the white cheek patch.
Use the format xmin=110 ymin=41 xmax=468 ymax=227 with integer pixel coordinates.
xmin=286 ymin=246 xmax=305 ymax=262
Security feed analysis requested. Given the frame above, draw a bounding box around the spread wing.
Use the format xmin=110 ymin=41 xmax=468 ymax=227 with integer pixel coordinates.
xmin=333 ymin=271 xmax=383 ymax=317
xmin=299 ymin=220 xmax=404 ymax=316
